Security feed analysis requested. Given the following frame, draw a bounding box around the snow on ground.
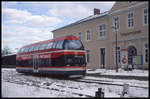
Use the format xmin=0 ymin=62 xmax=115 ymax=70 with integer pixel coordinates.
xmin=2 ymin=81 xmax=122 ymax=98
xmin=2 ymin=81 xmax=57 ymax=97
xmin=1 ymin=68 xmax=149 ymax=98
xmin=87 ymin=68 xmax=148 ymax=77
xmin=84 ymin=76 xmax=148 ymax=88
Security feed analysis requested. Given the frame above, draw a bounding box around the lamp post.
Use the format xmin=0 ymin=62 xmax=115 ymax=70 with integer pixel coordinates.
xmin=112 ymin=26 xmax=118 ymax=72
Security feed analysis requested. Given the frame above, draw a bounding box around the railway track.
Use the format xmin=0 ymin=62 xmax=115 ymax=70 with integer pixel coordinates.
xmin=72 ymin=78 xmax=148 ymax=89
xmin=2 ymin=69 xmax=148 ymax=97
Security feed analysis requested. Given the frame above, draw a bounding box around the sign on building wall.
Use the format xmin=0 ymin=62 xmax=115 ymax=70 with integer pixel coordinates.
xmin=121 ymin=49 xmax=128 ymax=67
xmin=132 ymin=55 xmax=143 ymax=65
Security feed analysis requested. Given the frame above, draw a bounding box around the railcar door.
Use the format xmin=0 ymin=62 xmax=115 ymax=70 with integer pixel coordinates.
xmin=33 ymin=54 xmax=39 ymax=72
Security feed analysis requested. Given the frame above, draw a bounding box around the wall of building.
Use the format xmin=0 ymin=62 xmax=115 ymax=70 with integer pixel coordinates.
xmin=53 ymin=1 xmax=149 ymax=69
xmin=109 ymin=2 xmax=149 ymax=69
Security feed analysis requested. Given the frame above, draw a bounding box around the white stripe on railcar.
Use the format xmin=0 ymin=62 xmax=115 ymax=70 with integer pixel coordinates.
xmin=39 ymin=67 xmax=86 ymax=71
xmin=16 ymin=67 xmax=86 ymax=71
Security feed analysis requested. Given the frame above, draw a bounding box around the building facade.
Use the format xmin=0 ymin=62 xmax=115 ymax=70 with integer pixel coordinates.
xmin=52 ymin=2 xmax=149 ymax=69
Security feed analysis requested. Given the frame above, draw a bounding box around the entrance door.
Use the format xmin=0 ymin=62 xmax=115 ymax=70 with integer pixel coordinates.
xmin=100 ymin=48 xmax=105 ymax=68
xmin=127 ymin=45 xmax=137 ymax=65
xmin=33 ymin=54 xmax=39 ymax=72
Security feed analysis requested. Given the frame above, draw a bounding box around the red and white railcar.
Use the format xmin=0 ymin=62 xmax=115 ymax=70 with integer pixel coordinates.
xmin=16 ymin=35 xmax=86 ymax=76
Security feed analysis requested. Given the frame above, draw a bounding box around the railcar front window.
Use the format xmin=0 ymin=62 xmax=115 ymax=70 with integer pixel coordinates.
xmin=64 ymin=40 xmax=84 ymax=50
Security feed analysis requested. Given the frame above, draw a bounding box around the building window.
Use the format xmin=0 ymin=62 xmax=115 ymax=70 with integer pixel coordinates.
xmin=86 ymin=30 xmax=91 ymax=41
xmin=143 ymin=8 xmax=149 ymax=25
xmin=86 ymin=50 xmax=90 ymax=64
xmin=113 ymin=16 xmax=119 ymax=31
xmin=99 ymin=24 xmax=106 ymax=38
xmin=144 ymin=43 xmax=149 ymax=64
xmin=78 ymin=32 xmax=82 ymax=40
xmin=127 ymin=12 xmax=134 ymax=28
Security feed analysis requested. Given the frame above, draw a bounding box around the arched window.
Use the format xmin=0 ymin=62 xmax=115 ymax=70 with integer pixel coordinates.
xmin=127 ymin=45 xmax=137 ymax=65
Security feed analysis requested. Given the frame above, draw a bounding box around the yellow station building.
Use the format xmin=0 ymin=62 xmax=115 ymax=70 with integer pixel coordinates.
xmin=52 ymin=2 xmax=149 ymax=69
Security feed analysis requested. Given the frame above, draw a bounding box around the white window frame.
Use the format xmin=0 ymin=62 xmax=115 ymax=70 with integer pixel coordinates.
xmin=127 ymin=12 xmax=134 ymax=29
xmin=143 ymin=42 xmax=149 ymax=64
xmin=113 ymin=16 xmax=120 ymax=32
xmin=86 ymin=29 xmax=91 ymax=41
xmin=143 ymin=7 xmax=149 ymax=26
xmin=98 ymin=23 xmax=107 ymax=39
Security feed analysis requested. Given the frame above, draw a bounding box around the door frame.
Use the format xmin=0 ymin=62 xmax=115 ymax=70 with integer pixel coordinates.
xmin=99 ymin=47 xmax=106 ymax=69
xmin=127 ymin=45 xmax=137 ymax=65
xmin=33 ymin=54 xmax=39 ymax=72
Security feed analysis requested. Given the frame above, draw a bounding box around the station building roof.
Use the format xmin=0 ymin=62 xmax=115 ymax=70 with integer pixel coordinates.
xmin=52 ymin=11 xmax=109 ymax=32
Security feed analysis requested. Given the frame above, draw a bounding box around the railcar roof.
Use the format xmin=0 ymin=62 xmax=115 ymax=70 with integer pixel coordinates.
xmin=22 ymin=36 xmax=79 ymax=49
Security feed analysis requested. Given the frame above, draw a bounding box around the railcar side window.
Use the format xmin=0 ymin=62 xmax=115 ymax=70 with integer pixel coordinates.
xmin=33 ymin=46 xmax=37 ymax=51
xmin=46 ymin=42 xmax=53 ymax=49
xmin=33 ymin=45 xmax=41 ymax=51
xmin=22 ymin=48 xmax=25 ymax=53
xmin=27 ymin=47 xmax=30 ymax=52
xmin=28 ymin=46 xmax=34 ymax=52
xmin=39 ymin=44 xmax=44 ymax=50
xmin=43 ymin=43 xmax=48 ymax=50
xmin=51 ymin=41 xmax=57 ymax=49
xmin=39 ymin=43 xmax=48 ymax=50
xmin=18 ymin=48 xmax=23 ymax=54
xmin=24 ymin=48 xmax=29 ymax=52
xmin=27 ymin=47 xmax=31 ymax=52
xmin=22 ymin=48 xmax=26 ymax=52
xmin=64 ymin=40 xmax=84 ymax=50
xmin=56 ymin=40 xmax=64 ymax=49
xmin=21 ymin=48 xmax=25 ymax=53
xmin=38 ymin=44 xmax=42 ymax=51
xmin=28 ymin=47 xmax=31 ymax=52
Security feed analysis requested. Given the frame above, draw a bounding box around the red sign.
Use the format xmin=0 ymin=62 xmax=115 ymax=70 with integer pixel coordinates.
xmin=122 ymin=55 xmax=127 ymax=64
xmin=121 ymin=49 xmax=128 ymax=66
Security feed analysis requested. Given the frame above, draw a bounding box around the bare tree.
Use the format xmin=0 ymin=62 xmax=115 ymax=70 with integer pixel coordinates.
xmin=2 ymin=46 xmax=12 ymax=56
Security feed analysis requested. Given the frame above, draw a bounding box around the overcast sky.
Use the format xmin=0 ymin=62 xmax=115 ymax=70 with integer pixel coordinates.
xmin=2 ymin=1 xmax=115 ymax=53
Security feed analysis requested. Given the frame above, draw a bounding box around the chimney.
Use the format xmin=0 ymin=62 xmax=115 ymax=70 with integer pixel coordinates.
xmin=94 ymin=8 xmax=100 ymax=15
